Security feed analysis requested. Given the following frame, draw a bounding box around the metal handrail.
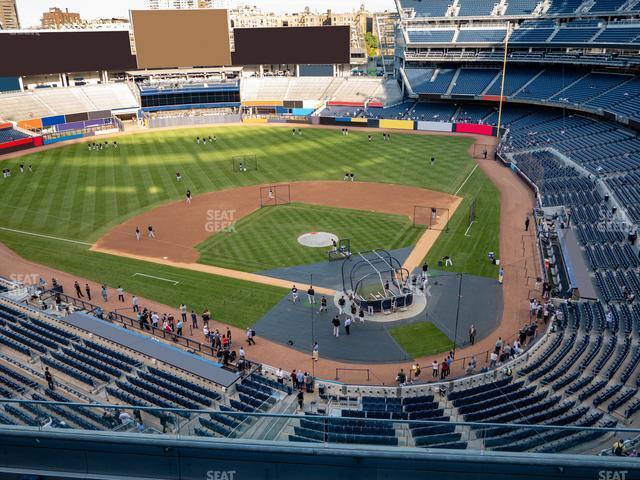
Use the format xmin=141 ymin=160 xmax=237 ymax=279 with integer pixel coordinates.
xmin=0 ymin=398 xmax=638 ymax=436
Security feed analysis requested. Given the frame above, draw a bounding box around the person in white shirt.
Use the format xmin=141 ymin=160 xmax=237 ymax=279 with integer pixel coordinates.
xmin=431 ymin=360 xmax=439 ymax=378
xmin=276 ymin=368 xmax=284 ymax=384
xmin=606 ymin=311 xmax=614 ymax=330
xmin=490 ymin=351 xmax=498 ymax=369
xmin=344 ymin=317 xmax=352 ymax=335
xmin=513 ymin=340 xmax=522 ymax=356
xmin=239 ymin=346 xmax=245 ymax=360
xmin=119 ymin=412 xmax=132 ymax=424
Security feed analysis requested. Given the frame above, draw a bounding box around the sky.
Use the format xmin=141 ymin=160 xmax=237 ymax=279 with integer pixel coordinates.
xmin=17 ymin=0 xmax=396 ymax=27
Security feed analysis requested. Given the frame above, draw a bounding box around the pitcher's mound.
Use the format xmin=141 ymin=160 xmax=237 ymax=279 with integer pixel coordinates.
xmin=297 ymin=232 xmax=338 ymax=248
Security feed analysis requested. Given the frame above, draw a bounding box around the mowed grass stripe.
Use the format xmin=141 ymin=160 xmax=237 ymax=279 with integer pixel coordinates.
xmin=0 ymin=127 xmax=473 ymax=238
xmin=30 ymin=147 xmax=69 ymax=233
xmin=196 ymin=203 xmax=425 ymax=272
xmin=425 ymin=164 xmax=500 ymax=278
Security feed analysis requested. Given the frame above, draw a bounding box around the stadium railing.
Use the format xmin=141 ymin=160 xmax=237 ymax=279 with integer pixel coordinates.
xmin=33 ymin=291 xmax=259 ymax=377
xmin=0 ymin=398 xmax=637 ymax=456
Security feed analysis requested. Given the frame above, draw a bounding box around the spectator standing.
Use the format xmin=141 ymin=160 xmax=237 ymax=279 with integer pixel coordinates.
xmin=246 ymin=327 xmax=256 ymax=345
xmin=468 ymin=324 xmax=477 ymax=345
xmin=467 ymin=356 xmax=477 ymax=374
xmin=176 ymin=319 xmax=183 ymax=337
xmin=440 ymin=359 xmax=448 ymax=380
xmin=45 ymin=367 xmax=54 ymax=390
xmin=132 ymin=295 xmax=139 ymax=313
xmin=490 ymin=351 xmax=498 ymax=369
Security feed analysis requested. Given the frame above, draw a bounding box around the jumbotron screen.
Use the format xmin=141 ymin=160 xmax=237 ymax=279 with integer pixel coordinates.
xmin=131 ymin=9 xmax=231 ymax=69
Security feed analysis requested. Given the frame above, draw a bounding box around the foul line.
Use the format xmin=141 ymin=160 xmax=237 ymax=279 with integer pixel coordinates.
xmin=131 ymin=272 xmax=180 ymax=285
xmin=454 ymin=164 xmax=479 ymax=196
xmin=464 ymin=221 xmax=475 ymax=237
xmin=0 ymin=226 xmax=92 ymax=246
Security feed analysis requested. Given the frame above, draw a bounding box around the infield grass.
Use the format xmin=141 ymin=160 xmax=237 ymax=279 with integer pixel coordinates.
xmin=196 ymin=203 xmax=425 ymax=271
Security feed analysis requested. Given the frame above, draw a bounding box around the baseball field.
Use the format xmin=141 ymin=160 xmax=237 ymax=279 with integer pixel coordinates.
xmin=0 ymin=126 xmax=500 ymax=329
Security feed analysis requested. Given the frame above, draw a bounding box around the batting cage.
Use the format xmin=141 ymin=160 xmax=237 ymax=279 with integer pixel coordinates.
xmin=472 ymin=144 xmax=497 ymax=160
xmin=260 ymin=184 xmax=291 ymax=207
xmin=233 ymin=155 xmax=258 ymax=173
xmin=413 ymin=206 xmax=450 ymax=231
xmin=342 ymin=249 xmax=414 ymax=313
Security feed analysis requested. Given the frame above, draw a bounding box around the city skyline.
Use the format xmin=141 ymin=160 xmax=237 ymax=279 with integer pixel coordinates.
xmin=16 ymin=0 xmax=395 ymax=28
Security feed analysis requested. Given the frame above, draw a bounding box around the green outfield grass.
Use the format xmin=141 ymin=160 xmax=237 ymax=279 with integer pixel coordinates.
xmin=0 ymin=126 xmax=500 ymax=328
xmin=0 ymin=127 xmax=474 ymax=241
xmin=0 ymin=230 xmax=285 ymax=329
xmin=389 ymin=322 xmax=453 ymax=359
xmin=196 ymin=203 xmax=425 ymax=271
xmin=424 ymin=165 xmax=501 ymax=278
